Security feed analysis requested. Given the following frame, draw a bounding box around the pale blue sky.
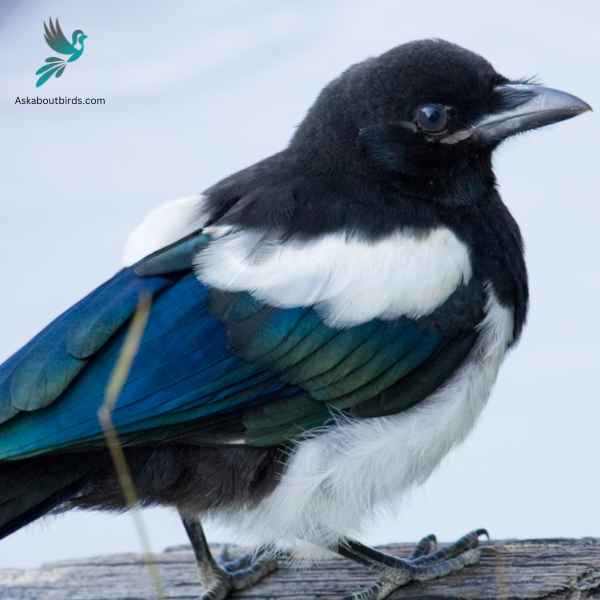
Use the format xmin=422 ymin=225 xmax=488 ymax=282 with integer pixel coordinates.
xmin=0 ymin=0 xmax=598 ymax=569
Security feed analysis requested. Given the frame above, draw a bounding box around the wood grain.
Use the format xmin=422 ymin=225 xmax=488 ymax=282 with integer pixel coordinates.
xmin=1 ymin=538 xmax=600 ymax=599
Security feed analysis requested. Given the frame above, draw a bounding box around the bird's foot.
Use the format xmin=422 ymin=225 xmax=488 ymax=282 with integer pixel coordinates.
xmin=342 ymin=529 xmax=487 ymax=600
xmin=180 ymin=514 xmax=278 ymax=599
xmin=197 ymin=546 xmax=278 ymax=600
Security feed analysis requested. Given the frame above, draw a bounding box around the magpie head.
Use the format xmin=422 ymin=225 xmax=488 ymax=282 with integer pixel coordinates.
xmin=292 ymin=39 xmax=590 ymax=205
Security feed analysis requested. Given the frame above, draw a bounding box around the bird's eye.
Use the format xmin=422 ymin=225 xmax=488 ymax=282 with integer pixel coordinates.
xmin=415 ymin=104 xmax=449 ymax=133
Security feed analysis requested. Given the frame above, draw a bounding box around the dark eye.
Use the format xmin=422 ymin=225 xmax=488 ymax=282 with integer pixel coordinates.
xmin=415 ymin=104 xmax=448 ymax=133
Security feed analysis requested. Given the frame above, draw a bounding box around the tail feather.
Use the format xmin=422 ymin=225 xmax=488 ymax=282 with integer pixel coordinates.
xmin=0 ymin=478 xmax=87 ymax=540
xmin=0 ymin=456 xmax=92 ymax=540
xmin=35 ymin=59 xmax=66 ymax=87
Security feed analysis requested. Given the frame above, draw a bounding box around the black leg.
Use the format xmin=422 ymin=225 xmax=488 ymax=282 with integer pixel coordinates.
xmin=180 ymin=511 xmax=278 ymax=599
xmin=181 ymin=513 xmax=231 ymax=600
xmin=336 ymin=529 xmax=487 ymax=600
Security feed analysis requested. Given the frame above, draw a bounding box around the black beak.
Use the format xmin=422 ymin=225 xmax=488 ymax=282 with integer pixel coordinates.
xmin=441 ymin=84 xmax=591 ymax=145
xmin=474 ymin=84 xmax=591 ymax=143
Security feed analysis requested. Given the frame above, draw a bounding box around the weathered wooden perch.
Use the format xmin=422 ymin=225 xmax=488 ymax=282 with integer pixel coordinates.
xmin=1 ymin=538 xmax=600 ymax=599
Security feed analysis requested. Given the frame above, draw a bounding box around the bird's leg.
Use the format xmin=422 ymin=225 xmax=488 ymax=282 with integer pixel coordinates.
xmin=336 ymin=529 xmax=487 ymax=600
xmin=179 ymin=512 xmax=277 ymax=600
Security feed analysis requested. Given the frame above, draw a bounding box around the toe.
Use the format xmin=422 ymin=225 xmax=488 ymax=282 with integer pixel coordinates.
xmin=411 ymin=533 xmax=438 ymax=558
xmin=229 ymin=557 xmax=278 ymax=591
xmin=343 ymin=574 xmax=411 ymax=600
xmin=218 ymin=544 xmax=231 ymax=564
xmin=455 ymin=528 xmax=489 ymax=551
xmin=199 ymin=576 xmax=232 ymax=600
xmin=412 ymin=548 xmax=481 ymax=582
xmin=412 ymin=528 xmax=488 ymax=565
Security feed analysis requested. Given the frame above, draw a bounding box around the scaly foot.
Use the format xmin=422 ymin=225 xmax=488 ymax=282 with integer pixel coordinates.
xmin=197 ymin=547 xmax=278 ymax=600
xmin=180 ymin=513 xmax=277 ymax=599
xmin=340 ymin=529 xmax=488 ymax=600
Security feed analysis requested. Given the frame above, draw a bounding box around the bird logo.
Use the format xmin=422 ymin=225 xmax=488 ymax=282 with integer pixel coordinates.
xmin=35 ymin=18 xmax=87 ymax=88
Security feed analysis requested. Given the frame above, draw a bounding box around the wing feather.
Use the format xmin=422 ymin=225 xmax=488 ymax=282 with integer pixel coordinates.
xmin=43 ymin=18 xmax=75 ymax=55
xmin=0 ymin=224 xmax=486 ymax=458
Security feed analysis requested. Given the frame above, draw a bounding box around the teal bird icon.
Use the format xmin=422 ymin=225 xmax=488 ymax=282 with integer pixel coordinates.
xmin=35 ymin=18 xmax=87 ymax=88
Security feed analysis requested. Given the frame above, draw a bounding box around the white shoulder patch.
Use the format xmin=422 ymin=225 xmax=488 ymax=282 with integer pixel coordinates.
xmin=123 ymin=194 xmax=208 ymax=266
xmin=195 ymin=227 xmax=472 ymax=326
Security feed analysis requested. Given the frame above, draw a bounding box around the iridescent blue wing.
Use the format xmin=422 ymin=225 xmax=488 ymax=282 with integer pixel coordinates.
xmin=212 ymin=280 xmax=484 ymax=445
xmin=0 ymin=231 xmax=485 ymax=459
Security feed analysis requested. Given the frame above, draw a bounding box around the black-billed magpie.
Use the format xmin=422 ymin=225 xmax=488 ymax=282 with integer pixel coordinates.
xmin=0 ymin=39 xmax=590 ymax=599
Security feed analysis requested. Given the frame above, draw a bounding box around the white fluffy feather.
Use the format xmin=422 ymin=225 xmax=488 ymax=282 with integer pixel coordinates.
xmin=123 ymin=194 xmax=208 ymax=266
xmin=195 ymin=227 xmax=472 ymax=326
xmin=213 ymin=286 xmax=513 ymax=554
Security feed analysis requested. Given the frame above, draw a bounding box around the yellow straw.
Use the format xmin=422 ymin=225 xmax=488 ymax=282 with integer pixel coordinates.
xmin=98 ymin=294 xmax=166 ymax=600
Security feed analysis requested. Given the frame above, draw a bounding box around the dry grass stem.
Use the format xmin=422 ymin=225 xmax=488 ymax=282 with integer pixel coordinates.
xmin=98 ymin=294 xmax=166 ymax=600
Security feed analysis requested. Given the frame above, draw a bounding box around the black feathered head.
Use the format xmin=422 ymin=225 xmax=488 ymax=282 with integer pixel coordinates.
xmin=291 ymin=39 xmax=589 ymax=194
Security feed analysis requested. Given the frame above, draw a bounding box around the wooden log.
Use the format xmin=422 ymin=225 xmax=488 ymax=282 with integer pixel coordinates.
xmin=1 ymin=538 xmax=600 ymax=599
